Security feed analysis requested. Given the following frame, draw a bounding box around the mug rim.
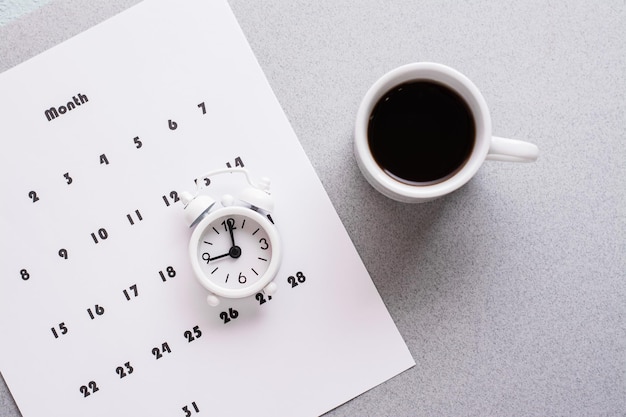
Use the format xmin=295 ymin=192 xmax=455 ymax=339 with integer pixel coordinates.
xmin=354 ymin=62 xmax=492 ymax=202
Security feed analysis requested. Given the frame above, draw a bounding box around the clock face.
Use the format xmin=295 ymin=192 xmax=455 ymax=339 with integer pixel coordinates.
xmin=189 ymin=207 xmax=279 ymax=298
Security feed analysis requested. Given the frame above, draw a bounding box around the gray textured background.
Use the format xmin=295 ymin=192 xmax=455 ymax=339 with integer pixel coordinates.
xmin=1 ymin=1 xmax=625 ymax=416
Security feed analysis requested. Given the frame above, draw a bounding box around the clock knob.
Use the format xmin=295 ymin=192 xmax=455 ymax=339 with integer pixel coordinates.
xmin=181 ymin=191 xmax=216 ymax=227
xmin=238 ymin=177 xmax=274 ymax=212
xmin=221 ymin=194 xmax=235 ymax=207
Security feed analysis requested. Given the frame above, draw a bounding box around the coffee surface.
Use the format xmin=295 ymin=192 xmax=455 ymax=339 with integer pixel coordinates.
xmin=368 ymin=80 xmax=475 ymax=184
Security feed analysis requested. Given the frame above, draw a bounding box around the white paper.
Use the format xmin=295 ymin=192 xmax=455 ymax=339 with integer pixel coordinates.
xmin=0 ymin=1 xmax=414 ymax=416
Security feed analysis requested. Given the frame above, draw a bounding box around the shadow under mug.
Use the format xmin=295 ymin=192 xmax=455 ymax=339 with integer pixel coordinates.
xmin=354 ymin=62 xmax=539 ymax=203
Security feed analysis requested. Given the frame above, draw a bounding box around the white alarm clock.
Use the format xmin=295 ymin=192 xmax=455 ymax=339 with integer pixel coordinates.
xmin=181 ymin=168 xmax=281 ymax=307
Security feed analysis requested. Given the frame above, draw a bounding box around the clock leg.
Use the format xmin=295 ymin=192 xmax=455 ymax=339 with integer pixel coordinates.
xmin=264 ymin=281 xmax=277 ymax=295
xmin=206 ymin=293 xmax=220 ymax=307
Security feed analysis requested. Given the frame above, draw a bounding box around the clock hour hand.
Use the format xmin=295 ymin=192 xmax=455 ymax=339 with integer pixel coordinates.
xmin=201 ymin=245 xmax=241 ymax=264
xmin=210 ymin=247 xmax=241 ymax=260
xmin=203 ymin=252 xmax=229 ymax=263
xmin=211 ymin=253 xmax=230 ymax=261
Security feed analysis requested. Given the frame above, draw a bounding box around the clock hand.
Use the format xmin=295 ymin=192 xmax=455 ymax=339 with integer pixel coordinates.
xmin=210 ymin=247 xmax=241 ymax=260
xmin=227 ymin=218 xmax=236 ymax=248
xmin=210 ymin=253 xmax=230 ymax=261
xmin=202 ymin=245 xmax=241 ymax=264
xmin=225 ymin=218 xmax=241 ymax=258
xmin=203 ymin=246 xmax=241 ymax=263
xmin=203 ymin=252 xmax=230 ymax=263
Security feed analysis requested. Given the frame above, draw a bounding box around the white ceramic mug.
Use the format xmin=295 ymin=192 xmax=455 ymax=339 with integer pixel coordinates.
xmin=354 ymin=62 xmax=539 ymax=203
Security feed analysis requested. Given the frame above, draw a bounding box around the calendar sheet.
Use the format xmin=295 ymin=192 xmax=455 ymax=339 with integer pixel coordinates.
xmin=0 ymin=0 xmax=414 ymax=416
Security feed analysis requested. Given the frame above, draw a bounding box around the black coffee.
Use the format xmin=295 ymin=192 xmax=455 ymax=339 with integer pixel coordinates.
xmin=367 ymin=80 xmax=475 ymax=184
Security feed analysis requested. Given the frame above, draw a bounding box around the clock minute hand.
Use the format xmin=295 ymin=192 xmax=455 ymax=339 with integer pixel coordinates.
xmin=226 ymin=219 xmax=242 ymax=259
xmin=227 ymin=218 xmax=236 ymax=247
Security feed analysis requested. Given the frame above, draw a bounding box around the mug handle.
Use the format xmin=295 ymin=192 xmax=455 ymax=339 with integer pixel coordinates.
xmin=487 ymin=136 xmax=539 ymax=162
